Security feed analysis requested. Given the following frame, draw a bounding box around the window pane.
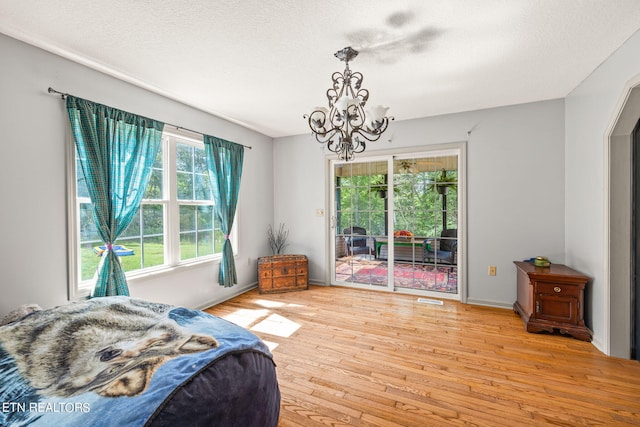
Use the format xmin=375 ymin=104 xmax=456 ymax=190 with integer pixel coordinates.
xmin=79 ymin=203 xmax=100 ymax=242
xmin=180 ymin=204 xmax=215 ymax=260
xmin=79 ymin=202 xmax=101 ymax=281
xmin=143 ymin=235 xmax=164 ymax=267
xmin=143 ymin=204 xmax=163 ymax=235
xmin=180 ymin=232 xmax=196 ymax=260
xmin=180 ymin=205 xmax=196 ymax=260
xmin=197 ymin=205 xmax=213 ymax=230
xmin=80 ymin=243 xmax=100 ymax=281
xmin=177 ymin=143 xmax=210 ymax=201
xmin=176 ymin=143 xmax=193 ymax=172
xmin=194 ymin=148 xmax=207 ymax=173
xmin=142 ymin=148 xmax=163 ymax=199
xmin=180 ymin=205 xmax=196 ymax=231
xmin=195 ymin=173 xmax=211 ymax=200
xmin=121 ymin=208 xmax=141 ymax=238
xmin=118 ymin=239 xmax=141 ymax=271
xmin=176 ymin=144 xmax=211 ymax=200
xmin=153 ymin=146 xmax=163 ymax=168
xmin=144 ymin=168 xmax=163 ymax=199
xmin=197 ymin=230 xmax=214 ymax=256
xmin=80 ymin=202 xmax=166 ymax=277
xmin=177 ymin=171 xmax=193 ymax=200
xmin=197 ymin=206 xmax=214 ymax=256
xmin=115 ymin=238 xmax=163 ymax=272
xmin=214 ymin=229 xmax=225 ymax=253
xmin=76 ymin=158 xmax=90 ymax=198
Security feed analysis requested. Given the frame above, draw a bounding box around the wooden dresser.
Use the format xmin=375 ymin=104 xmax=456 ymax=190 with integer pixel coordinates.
xmin=513 ymin=261 xmax=592 ymax=341
xmin=258 ymin=255 xmax=308 ymax=294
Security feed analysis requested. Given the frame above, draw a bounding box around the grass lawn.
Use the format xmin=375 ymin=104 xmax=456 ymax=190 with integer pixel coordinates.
xmin=81 ymin=238 xmax=222 ymax=281
xmin=81 ymin=242 xmax=164 ymax=281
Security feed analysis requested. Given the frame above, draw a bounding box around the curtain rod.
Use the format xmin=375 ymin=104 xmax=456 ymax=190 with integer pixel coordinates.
xmin=47 ymin=87 xmax=252 ymax=150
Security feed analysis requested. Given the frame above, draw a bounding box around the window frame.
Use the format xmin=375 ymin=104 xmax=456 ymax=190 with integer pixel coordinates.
xmin=67 ymin=125 xmax=237 ymax=300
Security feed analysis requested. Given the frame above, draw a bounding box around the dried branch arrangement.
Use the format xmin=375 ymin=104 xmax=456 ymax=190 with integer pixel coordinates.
xmin=268 ymin=223 xmax=289 ymax=255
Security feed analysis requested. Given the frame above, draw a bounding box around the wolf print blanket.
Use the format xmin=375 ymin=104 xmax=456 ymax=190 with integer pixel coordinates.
xmin=0 ymin=297 xmax=275 ymax=426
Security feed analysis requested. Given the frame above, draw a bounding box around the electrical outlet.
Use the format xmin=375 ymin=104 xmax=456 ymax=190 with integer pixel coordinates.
xmin=488 ymin=265 xmax=497 ymax=276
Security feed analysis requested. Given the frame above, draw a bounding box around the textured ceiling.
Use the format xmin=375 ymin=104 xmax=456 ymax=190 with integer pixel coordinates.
xmin=2 ymin=0 xmax=640 ymax=138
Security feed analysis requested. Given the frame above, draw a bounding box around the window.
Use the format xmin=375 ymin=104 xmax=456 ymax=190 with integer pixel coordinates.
xmin=175 ymin=141 xmax=225 ymax=260
xmin=69 ymin=127 xmax=234 ymax=297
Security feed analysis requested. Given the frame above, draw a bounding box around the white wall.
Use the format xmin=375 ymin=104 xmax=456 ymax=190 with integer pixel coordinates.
xmin=0 ymin=33 xmax=274 ymax=315
xmin=274 ymin=99 xmax=566 ymax=307
xmin=565 ymin=29 xmax=640 ymax=355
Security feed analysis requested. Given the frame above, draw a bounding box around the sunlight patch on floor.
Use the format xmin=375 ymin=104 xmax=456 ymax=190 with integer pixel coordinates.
xmin=251 ymin=313 xmax=301 ymax=337
xmin=252 ymin=299 xmax=286 ymax=308
xmin=285 ymin=303 xmax=306 ymax=308
xmin=261 ymin=340 xmax=279 ymax=351
xmin=252 ymin=298 xmax=307 ymax=310
xmin=222 ymin=308 xmax=270 ymax=328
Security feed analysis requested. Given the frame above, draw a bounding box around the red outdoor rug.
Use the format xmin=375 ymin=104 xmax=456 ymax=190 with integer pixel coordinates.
xmin=335 ymin=259 xmax=457 ymax=293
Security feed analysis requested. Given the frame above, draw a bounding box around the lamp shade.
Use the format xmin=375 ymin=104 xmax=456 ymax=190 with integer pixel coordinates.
xmin=367 ymin=105 xmax=389 ymax=124
xmin=335 ymin=95 xmax=359 ymax=112
xmin=309 ymin=107 xmax=329 ymax=127
xmin=312 ymin=106 xmax=329 ymax=115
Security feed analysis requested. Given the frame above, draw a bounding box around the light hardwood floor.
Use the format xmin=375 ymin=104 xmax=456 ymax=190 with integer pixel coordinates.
xmin=205 ymin=285 xmax=640 ymax=426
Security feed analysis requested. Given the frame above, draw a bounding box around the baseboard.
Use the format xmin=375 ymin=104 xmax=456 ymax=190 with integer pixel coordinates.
xmin=194 ymin=282 xmax=257 ymax=311
xmin=465 ymin=298 xmax=513 ymax=310
xmin=590 ymin=336 xmax=606 ymax=356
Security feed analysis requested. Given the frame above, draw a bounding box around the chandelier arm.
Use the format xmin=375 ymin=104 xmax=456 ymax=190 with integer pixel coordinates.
xmin=351 ymin=129 xmax=384 ymax=143
xmin=355 ymin=87 xmax=369 ymax=106
xmin=326 ymin=140 xmax=345 ymax=155
xmin=305 ymin=110 xmax=328 ymax=134
xmin=311 ymin=127 xmax=342 ymax=144
xmin=351 ymin=138 xmax=367 ymax=154
xmin=349 ymin=71 xmax=363 ymax=91
xmin=327 ymin=83 xmax=340 ymax=108
xmin=351 ymin=117 xmax=394 ymax=142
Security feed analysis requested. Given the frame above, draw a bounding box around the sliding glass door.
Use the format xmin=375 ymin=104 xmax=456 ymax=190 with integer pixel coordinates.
xmin=330 ymin=148 xmax=463 ymax=299
xmin=333 ymin=159 xmax=389 ymax=289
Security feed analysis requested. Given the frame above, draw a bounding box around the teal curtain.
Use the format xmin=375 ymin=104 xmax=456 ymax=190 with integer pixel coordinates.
xmin=204 ymin=136 xmax=244 ymax=287
xmin=66 ymin=96 xmax=164 ymax=297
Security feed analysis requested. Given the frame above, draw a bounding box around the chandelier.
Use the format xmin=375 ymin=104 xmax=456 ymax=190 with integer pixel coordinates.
xmin=304 ymin=46 xmax=393 ymax=161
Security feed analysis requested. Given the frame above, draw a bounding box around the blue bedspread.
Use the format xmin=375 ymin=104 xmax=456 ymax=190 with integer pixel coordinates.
xmin=0 ymin=297 xmax=277 ymax=426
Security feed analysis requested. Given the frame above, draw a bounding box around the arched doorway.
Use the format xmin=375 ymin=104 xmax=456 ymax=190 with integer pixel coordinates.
xmin=608 ymin=84 xmax=640 ymax=359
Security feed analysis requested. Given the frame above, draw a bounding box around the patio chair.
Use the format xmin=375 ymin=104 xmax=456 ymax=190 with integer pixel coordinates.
xmin=422 ymin=229 xmax=457 ymax=265
xmin=343 ymin=226 xmax=375 ymax=257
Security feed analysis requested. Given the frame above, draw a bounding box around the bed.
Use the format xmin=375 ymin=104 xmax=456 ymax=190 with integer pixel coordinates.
xmin=0 ymin=296 xmax=280 ymax=426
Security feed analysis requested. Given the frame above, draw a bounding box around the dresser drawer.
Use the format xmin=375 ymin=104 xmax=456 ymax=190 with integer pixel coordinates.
xmin=536 ymin=282 xmax=580 ymax=298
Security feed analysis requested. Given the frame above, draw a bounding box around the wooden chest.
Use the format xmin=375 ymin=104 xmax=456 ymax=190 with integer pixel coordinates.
xmin=258 ymin=255 xmax=308 ymax=294
xmin=513 ymin=261 xmax=592 ymax=341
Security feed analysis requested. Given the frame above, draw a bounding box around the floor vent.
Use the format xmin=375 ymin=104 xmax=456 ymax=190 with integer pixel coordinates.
xmin=417 ymin=298 xmax=444 ymax=305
